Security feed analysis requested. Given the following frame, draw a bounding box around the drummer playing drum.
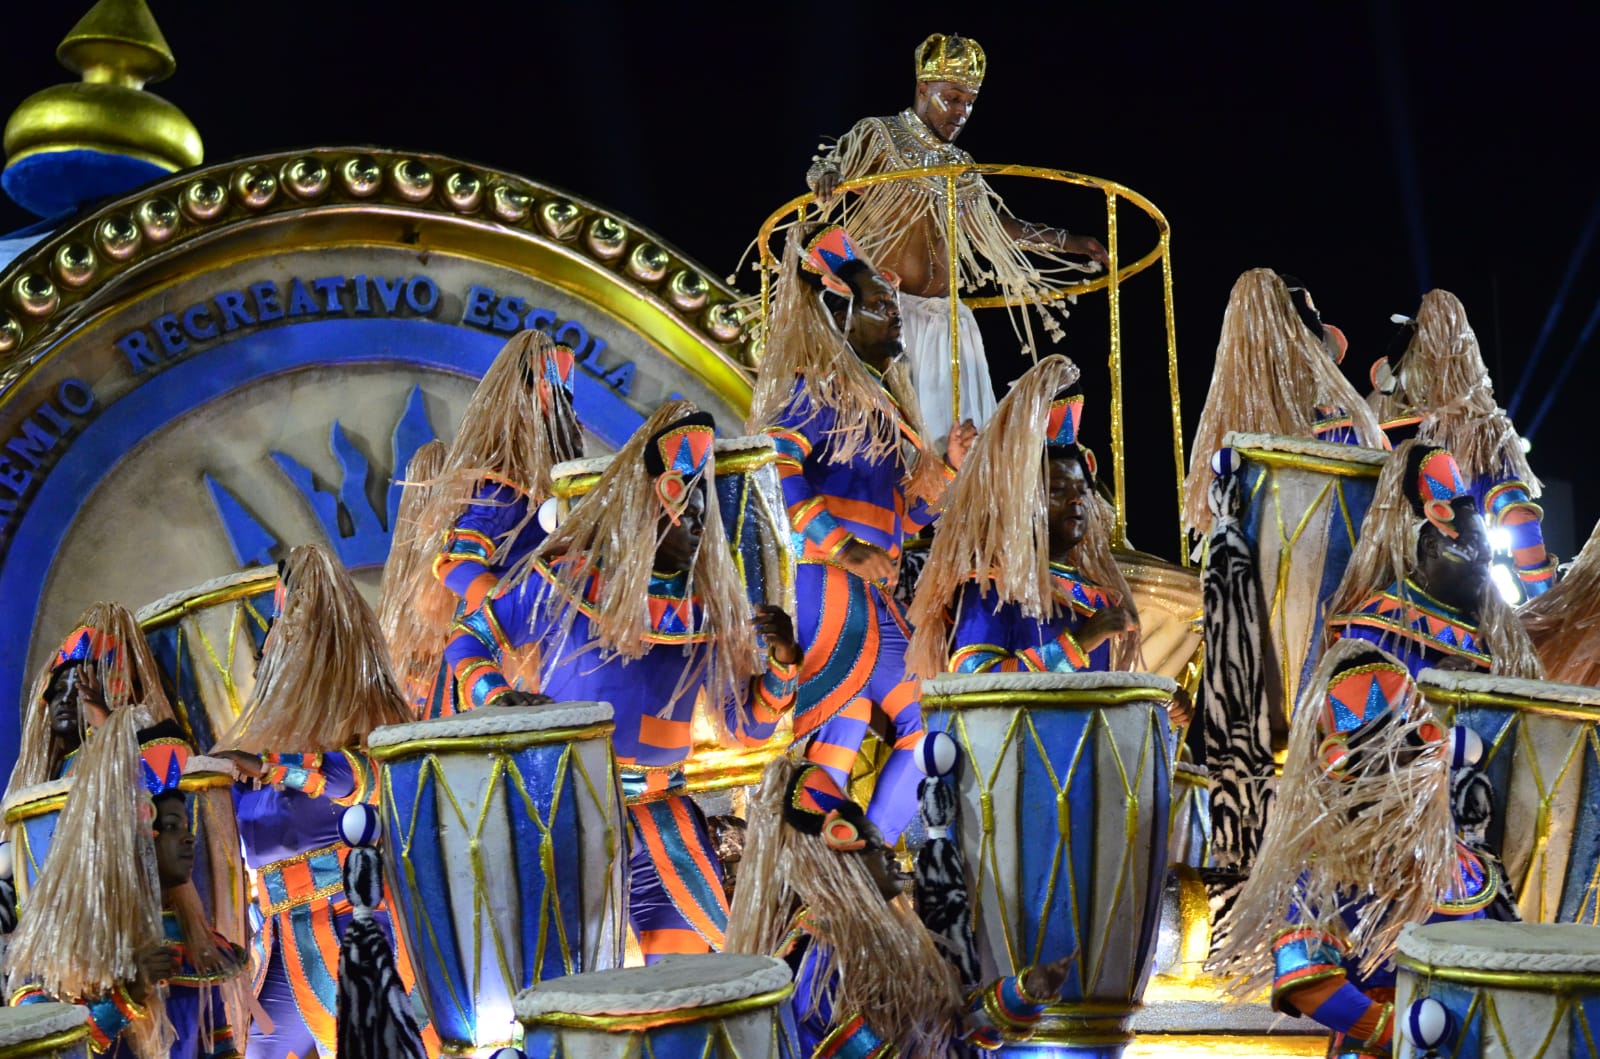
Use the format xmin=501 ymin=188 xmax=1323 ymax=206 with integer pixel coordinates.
xmin=444 ymin=402 xmax=803 ymax=964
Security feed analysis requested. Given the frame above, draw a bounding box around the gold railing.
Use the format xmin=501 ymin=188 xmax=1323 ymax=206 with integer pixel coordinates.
xmin=753 ymin=163 xmax=1185 ymax=561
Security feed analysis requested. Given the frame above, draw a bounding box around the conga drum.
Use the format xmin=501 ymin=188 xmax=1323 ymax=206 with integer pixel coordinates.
xmin=136 ymin=565 xmax=278 ymax=751
xmin=1394 ymin=921 xmax=1600 ymax=1058
xmin=1223 ymin=432 xmax=1387 ymax=715
xmin=922 ymin=671 xmax=1176 ymax=1058
xmin=1417 ymin=669 xmax=1600 ymax=923
xmin=370 ymin=703 xmax=628 ymax=1056
xmin=1168 ymin=761 xmax=1211 ymax=870
xmin=551 ymin=435 xmax=795 ymax=614
xmin=1 ymin=779 xmax=71 ymax=904
xmin=0 ymin=1003 xmax=90 ymax=1058
xmin=515 ymin=953 xmax=799 ymax=1058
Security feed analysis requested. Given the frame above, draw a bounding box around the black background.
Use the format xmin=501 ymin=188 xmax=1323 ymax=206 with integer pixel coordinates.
xmin=3 ymin=1 xmax=1597 ymax=565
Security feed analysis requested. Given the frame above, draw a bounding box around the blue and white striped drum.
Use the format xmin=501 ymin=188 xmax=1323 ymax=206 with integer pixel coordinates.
xmin=370 ymin=703 xmax=628 ymax=1057
xmin=1417 ymin=670 xmax=1600 ymax=924
xmin=1 ymin=779 xmax=72 ymax=905
xmin=514 ymin=953 xmax=800 ymax=1058
xmin=1394 ymin=921 xmax=1600 ymax=1058
xmin=922 ymin=671 xmax=1176 ymax=1059
xmin=0 ymin=1003 xmax=90 ymax=1058
xmin=551 ymin=435 xmax=794 ymax=614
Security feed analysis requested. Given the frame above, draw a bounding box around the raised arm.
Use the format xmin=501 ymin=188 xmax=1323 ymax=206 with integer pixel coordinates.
xmin=443 ymin=582 xmax=546 ymax=709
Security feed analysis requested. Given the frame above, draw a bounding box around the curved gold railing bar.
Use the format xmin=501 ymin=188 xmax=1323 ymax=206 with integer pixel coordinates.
xmin=752 ymin=163 xmax=1185 ymax=562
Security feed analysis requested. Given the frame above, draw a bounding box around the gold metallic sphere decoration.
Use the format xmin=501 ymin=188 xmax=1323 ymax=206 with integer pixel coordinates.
xmin=668 ymin=270 xmax=709 ymax=311
xmin=135 ymin=197 xmax=179 ymax=241
xmin=585 ymin=217 xmax=626 ymax=261
xmin=0 ymin=314 xmax=21 ymax=354
xmin=230 ymin=166 xmax=277 ymax=210
xmin=442 ymin=170 xmax=483 ymax=213
xmin=96 ymin=215 xmax=140 ymax=260
xmin=705 ymin=303 xmax=743 ymax=343
xmin=391 ymin=159 xmax=434 ymax=203
xmin=53 ymin=243 xmax=96 ymax=288
xmin=491 ymin=185 xmax=531 ymax=223
xmin=541 ymin=199 xmax=581 ymax=241
xmin=13 ymin=274 xmax=59 ymax=317
xmin=342 ymin=155 xmax=382 ymax=198
xmin=281 ymin=157 xmax=330 ymax=201
xmin=628 ymin=243 xmax=669 ymax=284
xmin=180 ymin=178 xmax=226 ymax=221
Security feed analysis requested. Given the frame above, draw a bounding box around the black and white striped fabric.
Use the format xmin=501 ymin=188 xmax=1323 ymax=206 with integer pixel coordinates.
xmin=336 ymin=847 xmax=427 ymax=1059
xmin=913 ymin=776 xmax=981 ymax=987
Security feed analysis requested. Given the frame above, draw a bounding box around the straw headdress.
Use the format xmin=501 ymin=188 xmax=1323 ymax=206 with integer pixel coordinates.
xmin=1327 ymin=439 xmax=1543 ymax=680
xmin=1207 ymin=639 xmax=1458 ymax=994
xmin=906 ymin=355 xmax=1138 ymax=676
xmin=1522 ymin=518 xmax=1600 ymax=685
xmin=726 ymin=755 xmax=966 ymax=1056
xmin=510 ymin=400 xmax=761 ymax=725
xmin=390 ymin=330 xmax=583 ymax=676
xmin=377 ymin=438 xmax=448 ymax=699
xmin=7 ymin=602 xmax=174 ymax=800
xmin=216 ymin=543 xmax=414 ymax=753
xmin=1183 ymin=269 xmax=1387 ymax=534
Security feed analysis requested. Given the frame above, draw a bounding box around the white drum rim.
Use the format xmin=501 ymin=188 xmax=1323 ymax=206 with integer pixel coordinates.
xmin=1 ymin=777 xmax=74 ymax=821
xmin=368 ymin=701 xmax=615 ymax=751
xmin=552 ymin=435 xmax=776 ymax=484
xmin=135 ymin=563 xmax=277 ymax=624
xmin=1222 ymin=430 xmax=1390 ymax=466
xmin=1417 ymin=668 xmax=1600 ymax=709
xmin=0 ymin=1001 xmax=89 ymax=1048
xmin=1397 ymin=921 xmax=1600 ymax=974
xmin=514 ymin=953 xmax=792 ymax=1019
xmin=924 ymin=670 xmax=1178 ymax=701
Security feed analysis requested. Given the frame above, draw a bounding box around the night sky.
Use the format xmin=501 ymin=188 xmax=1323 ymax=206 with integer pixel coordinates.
xmin=3 ymin=2 xmax=1597 ymax=564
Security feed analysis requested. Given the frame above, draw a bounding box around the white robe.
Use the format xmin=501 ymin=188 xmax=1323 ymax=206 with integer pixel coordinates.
xmin=900 ymin=291 xmax=996 ymax=446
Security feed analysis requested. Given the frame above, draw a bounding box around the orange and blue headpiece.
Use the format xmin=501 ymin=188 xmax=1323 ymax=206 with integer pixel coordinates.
xmin=801 ymin=225 xmax=900 ymax=296
xmin=644 ymin=410 xmax=716 ymax=525
xmin=1405 ymin=446 xmax=1470 ymax=540
xmin=539 ymin=343 xmax=578 ymax=410
xmin=783 ymin=764 xmax=869 ymax=852
xmin=1045 ymin=384 xmax=1098 ymax=481
xmin=1316 ymin=654 xmax=1442 ymax=779
xmin=50 ymin=624 xmax=130 ymax=699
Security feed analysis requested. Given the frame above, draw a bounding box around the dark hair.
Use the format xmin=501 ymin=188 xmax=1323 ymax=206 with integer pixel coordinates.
xmin=1277 ymin=273 xmax=1325 ymax=339
xmin=821 ymin=258 xmax=878 ymax=317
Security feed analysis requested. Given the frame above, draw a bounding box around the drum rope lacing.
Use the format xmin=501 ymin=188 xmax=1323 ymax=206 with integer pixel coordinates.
xmin=515 ymin=955 xmax=792 ymax=1017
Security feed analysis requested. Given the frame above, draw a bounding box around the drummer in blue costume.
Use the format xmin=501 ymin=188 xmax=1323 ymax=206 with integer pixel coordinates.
xmin=746 ymin=224 xmax=974 ymax=844
xmin=1325 ymin=440 xmax=1544 ymax=681
xmin=9 ymin=708 xmax=249 ymax=1059
xmin=727 ymin=758 xmax=1071 ymax=1056
xmin=389 ymin=329 xmax=584 ymax=717
xmin=211 ymin=543 xmax=418 ymax=1059
xmin=1211 ymin=640 xmax=1501 ymax=1059
xmin=444 ymin=401 xmax=802 ymax=962
xmin=5 ymin=602 xmax=175 ymax=795
xmin=906 ymin=355 xmax=1139 ymax=679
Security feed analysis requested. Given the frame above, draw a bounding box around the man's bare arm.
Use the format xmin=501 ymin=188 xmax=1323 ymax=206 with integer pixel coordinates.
xmin=1003 ymin=217 xmax=1110 ymax=267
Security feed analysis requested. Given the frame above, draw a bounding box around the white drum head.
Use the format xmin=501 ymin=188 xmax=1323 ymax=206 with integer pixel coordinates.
xmin=515 ymin=953 xmax=791 ymax=1019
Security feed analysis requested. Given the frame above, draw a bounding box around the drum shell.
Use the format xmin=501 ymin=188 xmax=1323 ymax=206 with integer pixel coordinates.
xmin=1394 ymin=922 xmax=1600 ymax=1059
xmin=2 ymin=781 xmax=71 ymax=906
xmin=519 ymin=999 xmax=799 ymax=1059
xmin=1418 ymin=671 xmax=1600 ymax=924
xmin=923 ymin=672 xmax=1174 ymax=1052
xmin=373 ymin=708 xmax=628 ymax=1055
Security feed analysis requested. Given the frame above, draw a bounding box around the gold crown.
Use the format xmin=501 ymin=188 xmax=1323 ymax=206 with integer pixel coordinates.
xmin=914 ymin=33 xmax=986 ymax=89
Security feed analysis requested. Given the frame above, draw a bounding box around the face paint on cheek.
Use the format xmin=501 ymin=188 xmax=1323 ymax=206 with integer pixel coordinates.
xmin=931 ymin=93 xmax=949 ymax=112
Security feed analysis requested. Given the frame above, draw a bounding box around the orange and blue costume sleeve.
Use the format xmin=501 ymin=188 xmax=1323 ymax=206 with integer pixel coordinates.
xmin=1272 ymin=926 xmax=1394 ymax=1054
xmin=766 ymin=379 xmax=944 ymax=564
xmin=15 ymin=982 xmax=146 ymax=1052
xmin=432 ymin=477 xmax=543 ymax=613
xmin=1480 ymin=476 xmax=1554 ymax=599
xmin=947 ymin=583 xmax=1100 ymax=675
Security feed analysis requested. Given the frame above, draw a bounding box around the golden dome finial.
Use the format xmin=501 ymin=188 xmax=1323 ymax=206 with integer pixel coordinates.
xmin=58 ymin=0 xmax=177 ymax=88
xmin=3 ymin=0 xmax=202 ymax=217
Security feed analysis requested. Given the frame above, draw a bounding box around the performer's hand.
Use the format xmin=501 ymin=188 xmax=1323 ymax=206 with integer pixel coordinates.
xmin=128 ymin=942 xmax=179 ymax=1004
xmin=212 ymin=749 xmax=264 ymax=780
xmin=1060 ymin=234 xmax=1110 ymax=268
xmin=838 ymin=540 xmax=898 ymax=588
xmin=946 ymin=420 xmax=978 ymax=470
xmin=488 ymin=689 xmax=554 ymax=708
xmin=1021 ymin=952 xmax=1074 ymax=1001
xmin=813 ymin=167 xmax=843 ymax=204
xmin=1167 ymin=688 xmax=1195 ymax=728
xmin=753 ymin=605 xmax=802 ymax=666
xmin=1078 ymin=603 xmax=1138 ymax=653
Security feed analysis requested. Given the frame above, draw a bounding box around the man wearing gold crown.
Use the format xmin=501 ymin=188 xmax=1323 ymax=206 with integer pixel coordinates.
xmin=806 ymin=32 xmax=1110 ymax=445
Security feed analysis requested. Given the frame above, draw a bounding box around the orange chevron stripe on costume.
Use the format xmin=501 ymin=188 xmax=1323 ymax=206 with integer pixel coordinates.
xmin=628 ymin=800 xmax=728 ymax=948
